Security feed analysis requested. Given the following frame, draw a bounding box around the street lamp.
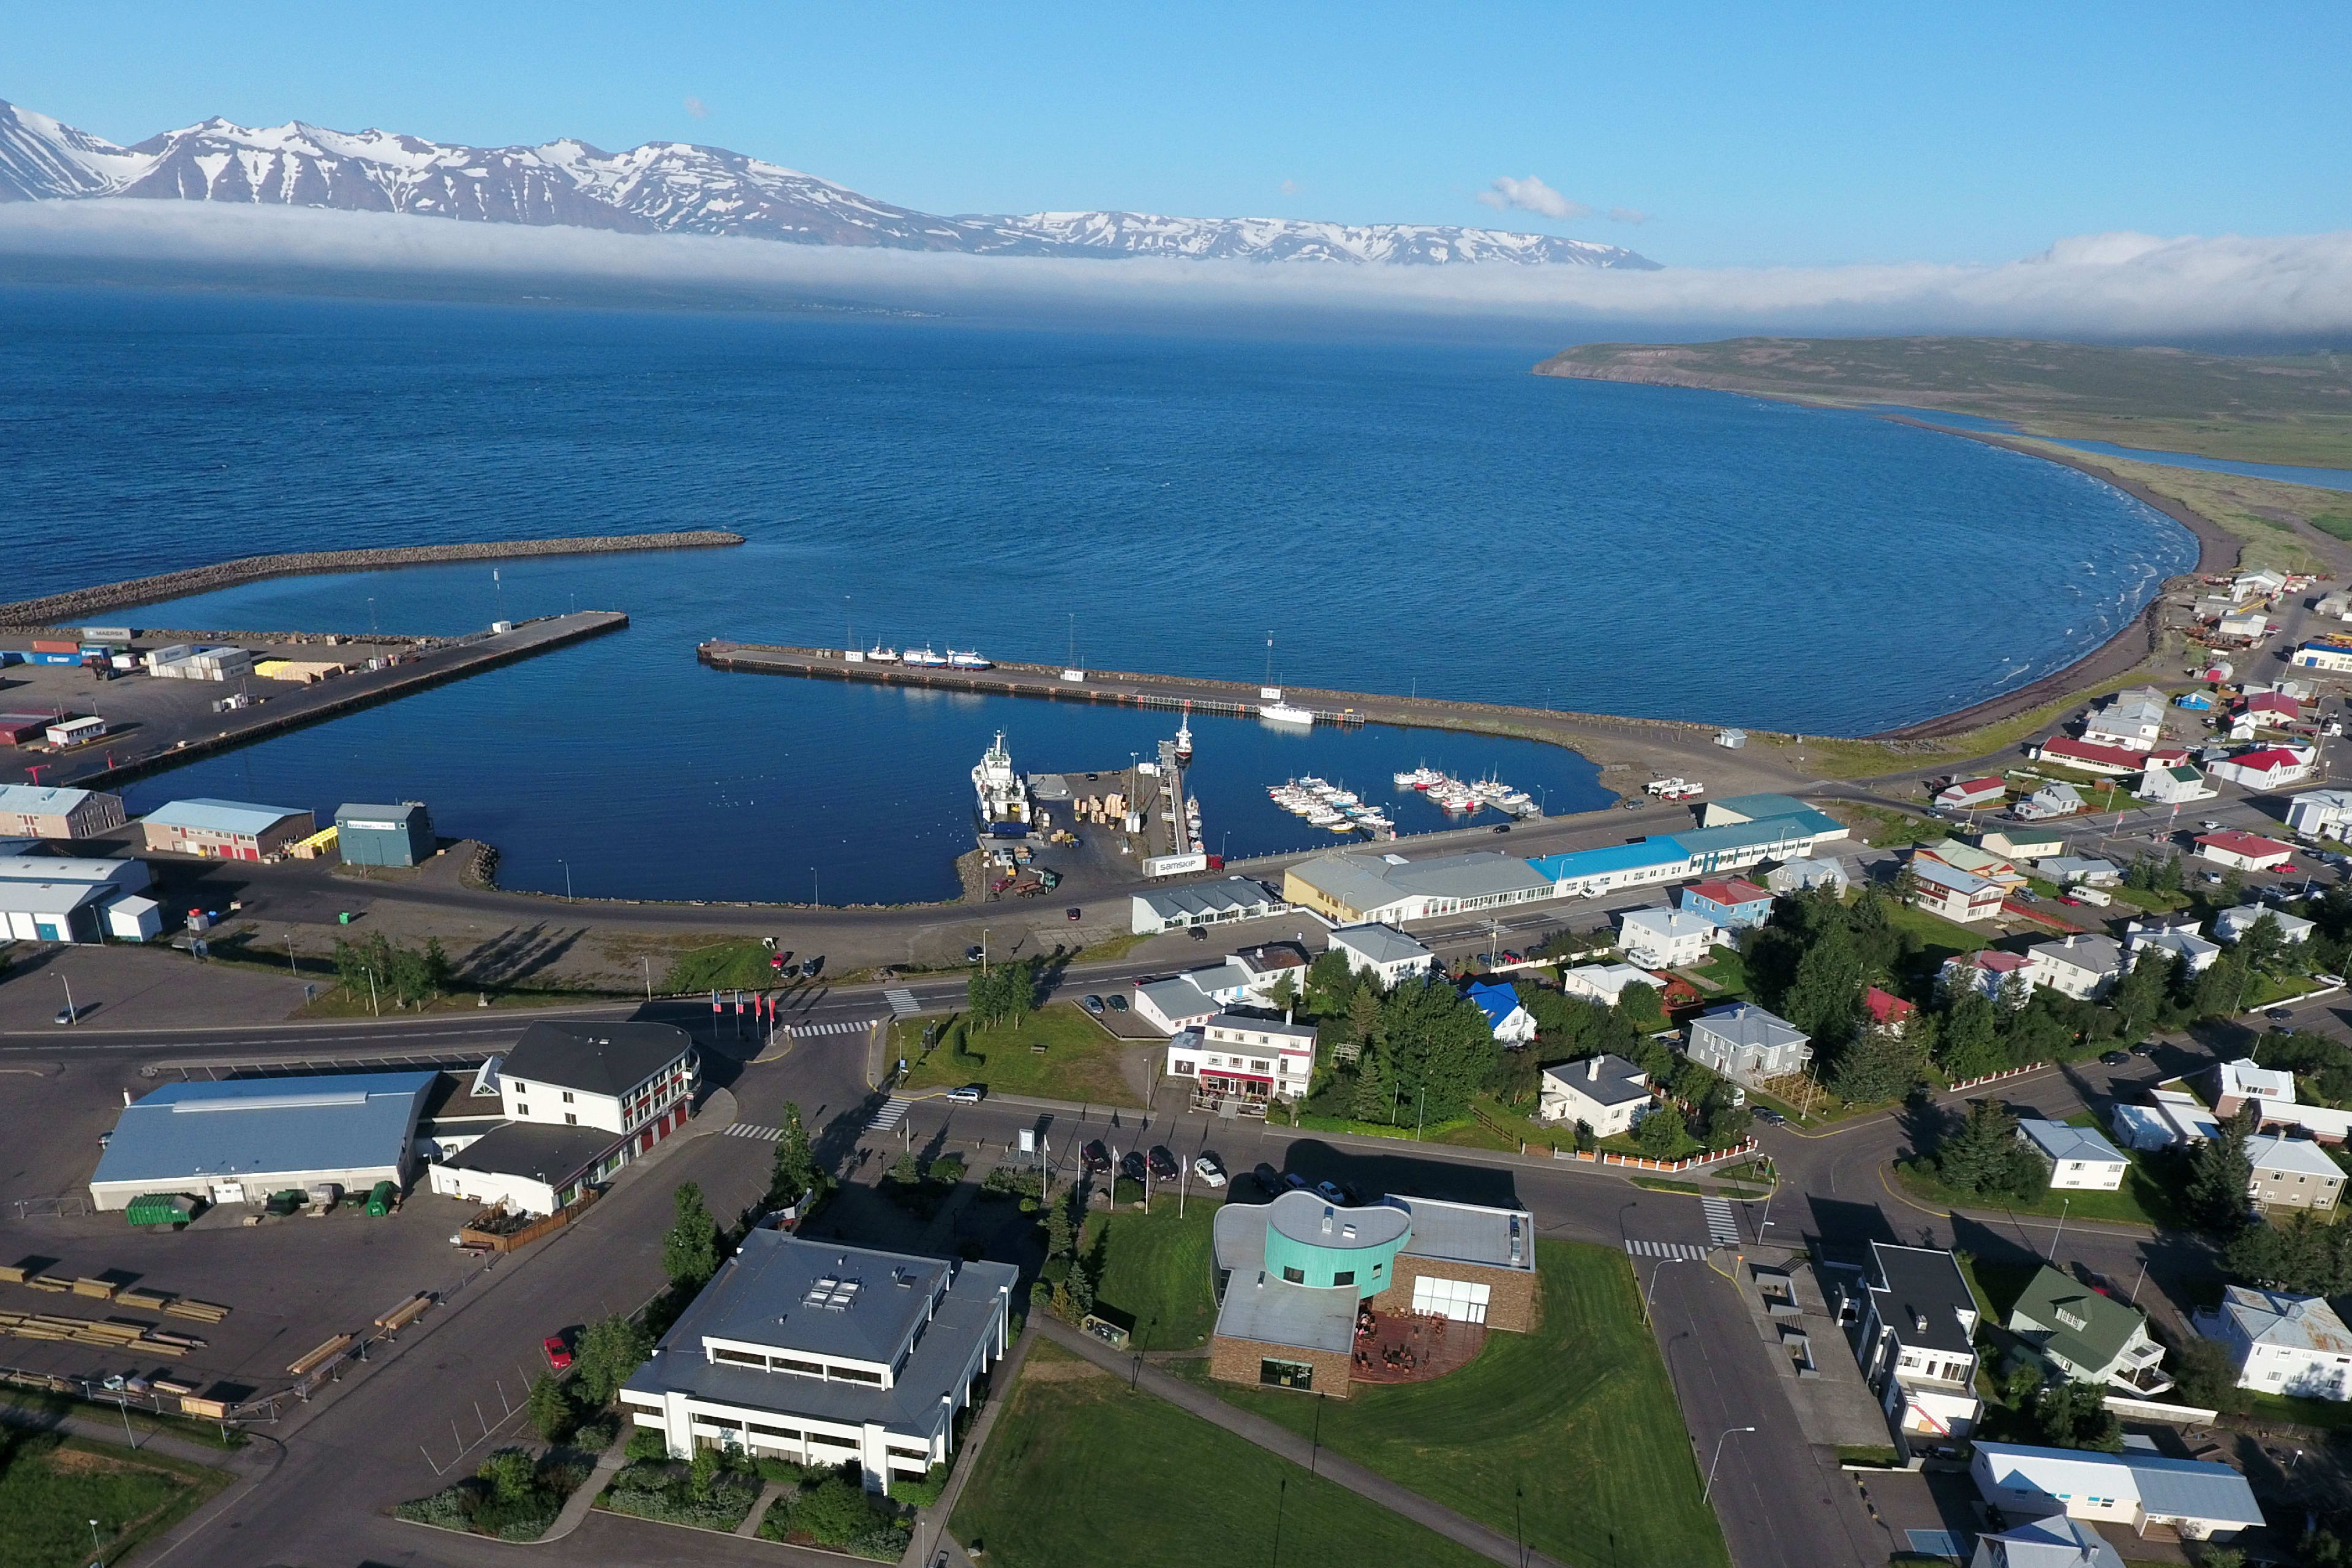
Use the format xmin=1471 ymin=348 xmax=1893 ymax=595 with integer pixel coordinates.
xmin=556 ymin=858 xmax=573 ymax=902
xmin=56 ymin=971 xmax=76 ymax=1025
xmin=1703 ymin=1425 xmax=1757 ymax=1502
xmin=2046 ymin=1196 xmax=2072 ymax=1263
xmin=1643 ymin=1254 xmax=1688 ymax=1324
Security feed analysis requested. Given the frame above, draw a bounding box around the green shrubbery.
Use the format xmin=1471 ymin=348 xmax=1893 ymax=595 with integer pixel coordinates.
xmin=758 ymin=1467 xmax=912 ymax=1560
xmin=395 ymin=1446 xmax=589 ymax=1541
xmin=601 ymin=1455 xmax=763 ymax=1531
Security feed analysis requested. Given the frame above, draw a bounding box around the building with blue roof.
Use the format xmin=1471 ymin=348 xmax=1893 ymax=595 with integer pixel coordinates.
xmin=1525 ymin=838 xmax=1693 ymax=896
xmin=1464 ymin=979 xmax=1536 ymax=1044
xmin=140 ymin=798 xmax=315 ymax=861
xmin=89 ymin=1071 xmax=436 ymax=1210
xmin=1970 ymin=1441 xmax=2263 ymax=1542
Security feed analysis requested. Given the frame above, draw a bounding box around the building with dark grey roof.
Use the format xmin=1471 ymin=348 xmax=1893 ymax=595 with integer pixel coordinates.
xmin=1853 ymin=1243 xmax=1982 ymax=1444
xmin=619 ymin=1232 xmax=1017 ymax=1492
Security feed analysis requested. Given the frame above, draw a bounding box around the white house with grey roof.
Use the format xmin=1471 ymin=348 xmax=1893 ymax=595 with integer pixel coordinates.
xmin=2081 ymin=688 xmax=2168 ymax=752
xmin=2213 ymin=903 xmax=2316 ymax=948
xmin=1131 ymin=944 xmax=1313 ymax=1035
xmin=2194 ymin=1286 xmax=2352 ymax=1401
xmin=1763 ymin=857 xmax=1852 ymax=895
xmin=1326 ymin=922 xmax=1436 ymax=988
xmin=1537 ymin=1054 xmax=1656 ymax=1137
xmin=2015 ymin=1118 xmax=2130 ymax=1190
xmin=1129 ymin=877 xmax=1286 ymax=935
xmin=2024 ymin=933 xmax=2128 ymax=1000
xmin=620 ymin=1232 xmax=1016 ymax=1491
xmin=1616 ymin=906 xmax=1720 ymax=968
xmin=2122 ymin=919 xmax=2222 ymax=976
xmin=1166 ymin=1013 xmax=1317 ymax=1112
xmin=1970 ymin=1442 xmax=2263 ymax=1542
xmin=1967 ymin=1513 xmax=2125 ymax=1568
xmin=1683 ymin=1003 xmax=1810 ymax=1087
xmin=1558 ymin=962 xmax=1665 ymax=1007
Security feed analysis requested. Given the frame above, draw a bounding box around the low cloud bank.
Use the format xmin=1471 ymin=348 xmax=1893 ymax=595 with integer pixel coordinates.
xmin=3 ymin=202 xmax=2349 ymax=339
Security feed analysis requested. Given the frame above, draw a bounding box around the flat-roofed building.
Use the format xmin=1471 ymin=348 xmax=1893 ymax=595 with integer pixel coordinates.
xmin=1283 ymin=851 xmax=1557 ymax=925
xmin=0 ymin=783 xmax=126 ymax=840
xmin=1853 ymin=1243 xmax=1981 ymax=1441
xmin=89 ymin=1071 xmax=436 ymax=1210
xmin=619 ymin=1232 xmax=1016 ymax=1491
xmin=2109 ymin=1090 xmax=2222 ymax=1152
xmin=1325 ymin=922 xmax=1435 ymax=987
xmin=335 ymin=802 xmax=434 ymax=867
xmin=1129 ymin=877 xmax=1285 ymax=935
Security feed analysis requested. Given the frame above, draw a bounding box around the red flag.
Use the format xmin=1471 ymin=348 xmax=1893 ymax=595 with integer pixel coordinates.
xmin=734 ymin=991 xmax=744 ymax=1015
xmin=710 ymin=990 xmax=720 ymax=1014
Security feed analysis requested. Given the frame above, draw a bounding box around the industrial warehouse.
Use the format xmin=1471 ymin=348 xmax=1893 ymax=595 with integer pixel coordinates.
xmin=88 ymin=1072 xmax=439 ymax=1212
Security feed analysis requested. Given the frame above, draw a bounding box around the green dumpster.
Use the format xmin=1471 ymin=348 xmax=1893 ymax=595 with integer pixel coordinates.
xmin=126 ymin=1193 xmax=195 ymax=1228
xmin=365 ymin=1180 xmax=396 ymax=1216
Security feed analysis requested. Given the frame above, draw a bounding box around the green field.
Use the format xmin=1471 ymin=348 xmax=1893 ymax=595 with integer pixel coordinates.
xmin=900 ymin=1005 xmax=1140 ymax=1105
xmin=949 ymin=1343 xmax=1496 ymax=1568
xmin=1081 ymin=1202 xmax=1221 ymax=1349
xmin=0 ymin=1430 xmax=230 ymax=1568
xmin=1196 ymin=1240 xmax=1730 ymax=1568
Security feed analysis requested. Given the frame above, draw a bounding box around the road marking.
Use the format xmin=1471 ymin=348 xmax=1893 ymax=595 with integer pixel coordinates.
xmin=867 ymin=1096 xmax=913 ymax=1133
xmin=783 ymin=1017 xmax=880 ymax=1038
xmin=1702 ymin=1196 xmax=1741 ymax=1247
xmin=724 ymin=1123 xmax=782 ymax=1142
xmin=1623 ymin=1239 xmax=1710 ymax=1261
xmin=884 ymin=989 xmax=921 ymax=1017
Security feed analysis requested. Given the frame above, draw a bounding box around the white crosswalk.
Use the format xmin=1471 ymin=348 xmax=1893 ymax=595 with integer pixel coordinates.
xmin=867 ymin=1096 xmax=913 ymax=1133
xmin=884 ymin=989 xmax=921 ymax=1017
xmin=1623 ymin=1239 xmax=1710 ymax=1261
xmin=724 ymin=1123 xmax=782 ymax=1142
xmin=783 ymin=1017 xmax=881 ymax=1038
xmin=1702 ymin=1196 xmax=1741 ymax=1248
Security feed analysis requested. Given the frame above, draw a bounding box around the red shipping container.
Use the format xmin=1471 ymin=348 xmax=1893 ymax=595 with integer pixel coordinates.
xmin=30 ymin=639 xmax=79 ymax=654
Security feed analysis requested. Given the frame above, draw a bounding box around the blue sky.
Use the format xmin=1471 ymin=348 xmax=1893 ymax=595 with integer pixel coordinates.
xmin=6 ymin=1 xmax=2345 ymax=268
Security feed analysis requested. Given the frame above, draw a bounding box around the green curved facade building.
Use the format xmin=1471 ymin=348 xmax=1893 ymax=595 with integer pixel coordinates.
xmin=1261 ymin=1195 xmax=1412 ymax=1295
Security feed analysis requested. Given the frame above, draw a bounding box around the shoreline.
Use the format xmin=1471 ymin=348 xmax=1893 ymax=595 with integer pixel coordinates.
xmin=0 ymin=530 xmax=744 ymax=631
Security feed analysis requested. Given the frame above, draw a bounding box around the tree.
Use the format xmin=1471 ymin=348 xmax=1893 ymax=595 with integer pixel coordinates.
xmin=1348 ymin=1046 xmax=1396 ymax=1123
xmin=478 ymin=1447 xmax=539 ymax=1503
xmin=1830 ymin=1022 xmax=1928 ymax=1104
xmin=662 ymin=1182 xmax=721 ymax=1290
xmin=769 ymin=1102 xmax=818 ymax=1208
xmin=2110 ymin=949 xmax=2176 ymax=1044
xmin=1613 ymin=981 xmax=1665 ymax=1035
xmin=527 ymin=1373 xmax=577 ymax=1442
xmin=1265 ymin=973 xmax=1299 ymax=1013
xmin=574 ymin=1314 xmax=652 ymax=1406
xmin=966 ymin=955 xmax=1039 ymax=1028
xmin=1936 ymin=990 xmax=2007 ymax=1082
xmin=1306 ymin=949 xmax=1355 ymax=1006
xmin=2033 ymin=1379 xmax=2124 ymax=1452
xmin=2187 ymin=1106 xmax=2256 ymax=1231
xmin=1931 ymin=1099 xmax=2047 ymax=1202
xmin=2239 ymin=912 xmax=2287 ymax=978
xmin=1345 ymin=984 xmax=1384 ymax=1049
xmin=1636 ymin=1106 xmax=1686 ymax=1156
xmin=788 ymin=1474 xmax=885 ymax=1547
xmin=1781 ymin=916 xmax=1866 ymax=1052
xmin=2226 ymin=1209 xmax=2352 ymax=1294
xmin=1376 ymin=976 xmax=1494 ymax=1125
xmin=2169 ymin=1335 xmax=2248 ymax=1416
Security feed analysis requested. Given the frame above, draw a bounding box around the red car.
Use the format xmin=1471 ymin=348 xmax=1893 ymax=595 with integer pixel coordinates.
xmin=542 ymin=1333 xmax=573 ymax=1371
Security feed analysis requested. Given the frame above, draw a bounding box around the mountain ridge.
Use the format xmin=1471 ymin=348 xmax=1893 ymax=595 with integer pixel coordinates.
xmin=0 ymin=99 xmax=1659 ymax=269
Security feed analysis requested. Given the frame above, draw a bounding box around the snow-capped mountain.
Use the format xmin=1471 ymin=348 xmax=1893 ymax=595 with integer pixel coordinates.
xmin=0 ymin=99 xmax=1659 ymax=269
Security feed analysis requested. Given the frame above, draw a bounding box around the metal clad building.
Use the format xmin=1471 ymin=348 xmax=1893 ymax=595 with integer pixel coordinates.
xmin=140 ymin=798 xmax=315 ymax=860
xmin=336 ymin=802 xmax=434 ymax=867
xmin=0 ymin=783 xmax=128 ymax=840
xmin=88 ymin=1072 xmax=437 ymax=1210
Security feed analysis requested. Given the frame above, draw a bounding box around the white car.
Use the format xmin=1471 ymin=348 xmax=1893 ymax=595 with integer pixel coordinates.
xmin=944 ymin=1085 xmax=984 ymax=1104
xmin=1191 ymin=1153 xmax=1227 ymax=1188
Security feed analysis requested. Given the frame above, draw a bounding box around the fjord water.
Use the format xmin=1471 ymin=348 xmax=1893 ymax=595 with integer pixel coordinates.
xmin=4 ymin=287 xmax=2196 ymax=901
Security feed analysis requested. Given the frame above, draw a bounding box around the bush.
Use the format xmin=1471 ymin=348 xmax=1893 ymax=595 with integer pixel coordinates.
xmin=847 ymin=1523 xmax=916 ymax=1560
xmin=601 ymin=1459 xmax=762 ymax=1531
xmin=568 ymin=1420 xmax=618 ymax=1453
xmin=756 ymin=1456 xmax=809 ymax=1485
xmin=395 ymin=1483 xmax=475 ymax=1529
xmin=890 ymin=1462 xmax=949 ymax=1509
xmin=625 ymin=1428 xmax=671 ymax=1463
xmin=787 ymin=1474 xmax=888 ymax=1545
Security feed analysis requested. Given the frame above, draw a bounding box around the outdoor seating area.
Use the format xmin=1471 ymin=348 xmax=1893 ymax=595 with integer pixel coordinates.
xmin=1351 ymin=1306 xmax=1484 ymax=1384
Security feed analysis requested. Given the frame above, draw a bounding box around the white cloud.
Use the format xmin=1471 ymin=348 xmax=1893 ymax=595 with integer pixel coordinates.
xmin=684 ymin=96 xmax=710 ymax=120
xmin=4 ymin=203 xmax=2350 ymax=340
xmin=1607 ymin=207 xmax=1649 ymax=226
xmin=1279 ymin=178 xmax=1300 ymax=198
xmin=1476 ymin=175 xmax=1588 ymax=222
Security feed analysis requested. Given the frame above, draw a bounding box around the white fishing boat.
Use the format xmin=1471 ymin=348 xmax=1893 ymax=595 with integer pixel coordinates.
xmin=1261 ymin=702 xmax=1314 ymax=726
xmin=1174 ymin=707 xmax=1194 ymax=761
xmin=948 ymin=649 xmax=992 ymax=669
xmin=864 ymin=644 xmax=900 ymax=663
xmin=1324 ymin=788 xmax=1359 ymax=807
xmin=905 ymin=647 xmax=949 ymax=668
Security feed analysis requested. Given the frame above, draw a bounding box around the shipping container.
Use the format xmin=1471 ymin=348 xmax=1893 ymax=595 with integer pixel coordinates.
xmin=30 ymin=639 xmax=78 ymax=654
xmin=126 ymin=1193 xmax=197 ymax=1228
xmin=81 ymin=627 xmax=134 ymax=644
xmin=29 ymin=652 xmax=81 ymax=666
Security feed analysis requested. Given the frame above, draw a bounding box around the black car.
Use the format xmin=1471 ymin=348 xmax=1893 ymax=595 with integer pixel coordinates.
xmin=1146 ymin=1145 xmax=1180 ymax=1182
xmin=1281 ymin=1170 xmax=1311 ymax=1192
xmin=800 ymin=956 xmax=823 ymax=976
xmin=2267 ymin=1008 xmax=2296 ymax=1022
xmin=1118 ymin=1151 xmax=1148 ymax=1183
xmin=2100 ymin=1050 xmax=2131 ymax=1066
xmin=1081 ymin=1139 xmax=1112 ymax=1174
xmin=1106 ymin=994 xmax=1128 ymax=1012
xmin=2129 ymin=1042 xmax=2156 ymax=1057
xmin=1491 ymin=823 xmax=1511 ymax=834
xmin=1754 ymin=1107 xmax=1785 ymax=1125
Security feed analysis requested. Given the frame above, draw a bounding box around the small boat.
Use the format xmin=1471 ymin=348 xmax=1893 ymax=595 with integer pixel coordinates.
xmin=1324 ymin=788 xmax=1359 ymax=807
xmin=905 ymin=647 xmax=949 ymax=668
xmin=864 ymin=644 xmax=900 ymax=663
xmin=1261 ymin=703 xmax=1314 ymax=726
xmin=948 ymin=649 xmax=993 ymax=669
xmin=1174 ymin=705 xmax=1194 ymax=761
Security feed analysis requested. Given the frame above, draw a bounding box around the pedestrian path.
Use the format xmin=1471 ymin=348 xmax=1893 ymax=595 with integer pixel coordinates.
xmin=1703 ymin=1196 xmax=1741 ymax=1247
xmin=1623 ymin=1238 xmax=1711 ymax=1261
xmin=786 ymin=1016 xmax=881 ymax=1038
xmin=723 ymin=1123 xmax=783 ymax=1142
xmin=868 ymin=1096 xmax=913 ymax=1133
xmin=884 ymin=988 xmax=921 ymax=1017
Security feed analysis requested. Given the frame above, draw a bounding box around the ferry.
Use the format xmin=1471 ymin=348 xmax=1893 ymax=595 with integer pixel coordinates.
xmin=1260 ymin=702 xmax=1314 ymax=726
xmin=972 ymin=731 xmax=1031 ymax=827
xmin=948 ymin=649 xmax=993 ymax=669
xmin=905 ymin=647 xmax=949 ymax=668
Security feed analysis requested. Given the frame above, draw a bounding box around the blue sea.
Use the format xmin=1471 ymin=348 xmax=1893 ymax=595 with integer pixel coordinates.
xmin=1 ymin=286 xmax=2201 ymax=902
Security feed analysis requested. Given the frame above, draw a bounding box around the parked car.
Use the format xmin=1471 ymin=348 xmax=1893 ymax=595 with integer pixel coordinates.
xmin=1314 ymin=1179 xmax=1348 ymax=1205
xmin=1251 ymin=1162 xmax=1283 ymax=1193
xmin=1491 ymin=823 xmax=1511 ymax=834
xmin=52 ymin=1005 xmax=75 ymax=1025
xmin=2268 ymin=1008 xmax=2296 ymax=1022
xmin=966 ymin=944 xmax=986 ymax=962
xmin=1119 ymin=1151 xmax=1148 ymax=1183
xmin=1147 ymin=1146 xmax=1180 ymax=1182
xmin=2129 ymin=1042 xmax=2157 ymax=1057
xmin=1501 ymin=950 xmax=1523 ymax=964
xmin=1082 ymin=1139 xmax=1112 ymax=1174
xmin=2099 ymin=1050 xmax=2131 ymax=1066
xmin=1106 ymin=994 xmax=1128 ymax=1012
xmin=542 ymin=1333 xmax=574 ymax=1371
xmin=1281 ymin=1170 xmax=1311 ymax=1191
xmin=1080 ymin=995 xmax=1106 ymax=1016
xmin=2317 ymin=973 xmax=2348 ymax=989
xmin=1066 ymin=907 xmax=1083 ymax=922
xmin=945 ymin=1084 xmax=985 ymax=1104
xmin=1193 ymin=1153 xmax=1227 ymax=1188
xmin=800 ymin=956 xmax=823 ymax=976
xmin=2200 ymin=820 xmax=2223 ymax=832
xmin=1754 ymin=1107 xmax=1785 ymax=1125
xmin=1189 ymin=926 xmax=1208 ymax=941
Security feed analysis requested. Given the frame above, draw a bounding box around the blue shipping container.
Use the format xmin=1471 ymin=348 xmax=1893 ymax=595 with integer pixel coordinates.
xmin=29 ymin=652 xmax=81 ymax=666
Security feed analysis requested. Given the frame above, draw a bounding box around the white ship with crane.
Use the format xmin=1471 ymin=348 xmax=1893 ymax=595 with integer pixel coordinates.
xmin=973 ymin=731 xmax=1031 ymax=831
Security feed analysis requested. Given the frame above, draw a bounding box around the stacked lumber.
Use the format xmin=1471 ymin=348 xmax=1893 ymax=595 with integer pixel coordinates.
xmin=163 ymin=1298 xmax=230 ymax=1324
xmin=286 ymin=1333 xmax=354 ymax=1376
xmin=0 ymin=1309 xmax=189 ymax=1356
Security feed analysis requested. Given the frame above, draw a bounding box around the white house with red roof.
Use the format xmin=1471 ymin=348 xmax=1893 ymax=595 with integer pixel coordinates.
xmin=1935 ymin=777 xmax=2007 ymax=811
xmin=1940 ymin=949 xmax=2032 ymax=1005
xmin=1864 ymin=986 xmax=1917 ymax=1034
xmin=2195 ymin=830 xmax=2297 ymax=873
xmin=2030 ymin=737 xmax=2145 ymax=777
xmin=2209 ymin=746 xmax=2316 ymax=791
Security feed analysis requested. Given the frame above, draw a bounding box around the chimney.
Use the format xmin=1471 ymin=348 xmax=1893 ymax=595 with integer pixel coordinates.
xmin=1588 ymin=1057 xmax=1601 ymax=1082
xmin=1285 ymin=1007 xmax=1294 ymax=1026
xmin=1913 ymin=1311 xmax=1929 ymax=1333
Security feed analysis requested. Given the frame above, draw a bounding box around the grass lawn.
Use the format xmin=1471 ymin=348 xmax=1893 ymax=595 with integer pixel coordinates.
xmin=1893 ymin=1154 xmax=2184 ymax=1232
xmin=949 ymin=1342 xmax=1496 ymax=1568
xmin=1196 ymin=1240 xmax=1730 ymax=1568
xmin=1681 ymin=948 xmax=1750 ymax=997
xmin=2106 ymin=883 xmax=2192 ymax=914
xmin=1838 ymin=805 xmax=1952 ymax=848
xmin=1080 ymin=1202 xmax=1221 ymax=1350
xmin=0 ymin=1429 xmax=230 ymax=1568
xmin=1759 ymin=668 xmax=2157 ymax=782
xmin=658 ymin=937 xmax=784 ymax=993
xmin=1879 ymin=900 xmax=1993 ymax=970
xmin=900 ymin=1005 xmax=1139 ymax=1105
xmin=0 ymin=1386 xmax=246 ymax=1451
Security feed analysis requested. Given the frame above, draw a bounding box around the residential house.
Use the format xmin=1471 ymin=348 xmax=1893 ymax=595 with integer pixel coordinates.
xmin=2285 ymin=788 xmax=2352 ymax=837
xmin=2195 ymin=830 xmax=2296 ymax=873
xmin=2110 ymin=1090 xmax=2220 ymax=1152
xmin=1941 ymin=949 xmax=2034 ymax=1006
xmin=1615 ymin=907 xmax=1720 ymax=968
xmin=1908 ymin=858 xmax=2007 ymax=924
xmin=1559 ymin=962 xmax=1667 ymax=1007
xmin=1133 ymin=974 xmax=1225 ymax=1035
xmin=2081 ymin=688 xmax=2168 ymax=752
xmin=2193 ymin=1286 xmax=2352 ymax=1402
xmin=2210 ymin=1058 xmax=2295 ymax=1118
xmin=1979 ymin=827 xmax=2068 ymax=861
xmin=1763 ymin=856 xmax=1852 ymax=895
xmin=1677 ymin=877 xmax=1773 ymax=930
xmin=1684 ymin=1003 xmax=1810 ymax=1087
xmin=2031 ymin=737 xmax=2143 ymax=777
xmin=2122 ymin=918 xmax=2222 ymax=976
xmin=2015 ymin=1118 xmax=2130 ymax=1191
xmin=1166 ymin=1014 xmax=1317 ymax=1112
xmin=1131 ymin=944 xmax=1313 ymax=1034
xmin=1966 ymin=1513 xmax=2125 ymax=1568
xmin=1936 ymin=777 xmax=2008 ymax=811
xmin=2250 ymin=1099 xmax=2352 ymax=1145
xmin=1863 ymin=987 xmax=1916 ymax=1035
xmin=2209 ymin=746 xmax=2316 ymax=791
xmin=2024 ymin=934 xmax=2128 ymax=1001
xmin=1537 ymin=1054 xmax=1656 ymax=1137
xmin=618 ymin=1232 xmax=1016 ymax=1491
xmin=2248 ymin=1134 xmax=2345 ymax=1211
xmin=2015 ymin=782 xmax=2086 ymax=821
xmin=1918 ymin=839 xmax=2028 ymax=891
xmin=1325 ymin=922 xmax=1436 ymax=988
xmin=2037 ymin=856 xmax=2122 ymax=888
xmin=1969 ymin=1442 xmax=2264 ymax=1542
xmin=1464 ymin=981 xmax=1537 ymax=1046
xmin=2213 ymin=903 xmax=2316 ymax=946
xmin=1854 ymin=1243 xmax=1981 ymax=1441
xmin=2008 ymin=1265 xmax=2172 ymax=1395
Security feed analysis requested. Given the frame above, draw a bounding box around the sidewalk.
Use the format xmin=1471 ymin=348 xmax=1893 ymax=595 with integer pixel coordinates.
xmin=901 ymin=1318 xmax=1039 ymax=1568
xmin=1035 ymin=1316 xmax=1564 ymax=1568
xmin=540 ymin=1423 xmax=632 ymax=1540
